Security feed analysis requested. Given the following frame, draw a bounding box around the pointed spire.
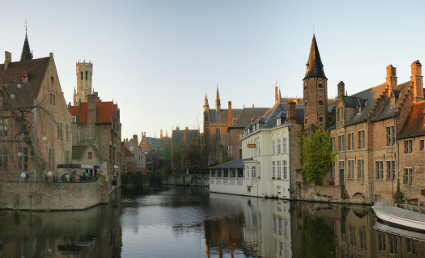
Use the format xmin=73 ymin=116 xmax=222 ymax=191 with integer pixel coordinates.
xmin=304 ymin=34 xmax=326 ymax=79
xmin=215 ymin=85 xmax=220 ymax=112
xmin=20 ymin=33 xmax=32 ymax=61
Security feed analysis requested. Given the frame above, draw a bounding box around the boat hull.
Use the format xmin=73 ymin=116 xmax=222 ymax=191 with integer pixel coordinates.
xmin=373 ymin=206 xmax=425 ymax=233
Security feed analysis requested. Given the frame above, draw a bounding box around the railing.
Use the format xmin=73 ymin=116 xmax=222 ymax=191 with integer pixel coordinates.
xmin=237 ymin=178 xmax=244 ymax=185
xmin=210 ymin=178 xmax=215 ymax=184
xmin=215 ymin=178 xmax=221 ymax=184
xmin=230 ymin=178 xmax=236 ymax=185
xmin=223 ymin=178 xmax=228 ymax=185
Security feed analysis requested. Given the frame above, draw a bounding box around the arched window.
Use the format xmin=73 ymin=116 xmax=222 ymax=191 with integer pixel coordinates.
xmin=216 ymin=128 xmax=220 ymax=142
xmin=80 ymin=72 xmax=83 ymax=80
xmin=85 ymin=71 xmax=88 ymax=80
xmin=319 ymin=81 xmax=323 ymax=88
xmin=252 ymin=166 xmax=256 ymax=178
xmin=246 ymin=166 xmax=250 ymax=178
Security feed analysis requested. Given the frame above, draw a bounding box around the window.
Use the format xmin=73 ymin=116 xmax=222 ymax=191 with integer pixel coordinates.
xmin=217 ymin=169 xmax=222 ymax=177
xmin=360 ymin=230 xmax=367 ymax=250
xmin=319 ymin=82 xmax=323 ymax=88
xmin=420 ymin=140 xmax=424 ymax=151
xmin=339 ymin=161 xmax=345 ymax=176
xmin=71 ymin=117 xmax=76 ymax=123
xmin=272 ymin=140 xmax=275 ymax=155
xmin=357 ymin=104 xmax=362 ymax=113
xmin=277 ymin=161 xmax=281 ymax=178
xmin=0 ymin=146 xmax=7 ymax=171
xmin=319 ymin=117 xmax=323 ymax=123
xmin=283 ymin=160 xmax=287 ymax=180
xmin=339 ymin=135 xmax=345 ymax=151
xmin=239 ymin=130 xmax=243 ymax=139
xmin=18 ymin=147 xmax=28 ymax=171
xmin=282 ymin=137 xmax=287 ymax=153
xmin=251 ymin=166 xmax=256 ymax=178
xmin=80 ymin=72 xmax=83 ymax=80
xmin=331 ymin=137 xmax=335 ymax=152
xmin=66 ymin=125 xmax=69 ymax=142
xmin=231 ymin=169 xmax=236 ymax=177
xmin=348 ymin=133 xmax=354 ymax=150
xmin=405 ymin=140 xmax=413 ymax=153
xmin=376 ymin=161 xmax=383 ymax=179
xmin=378 ymin=233 xmax=386 ymax=251
xmin=88 ymin=152 xmax=92 ymax=159
xmin=407 ymin=238 xmax=416 ymax=254
xmin=358 ymin=130 xmax=365 ymax=149
xmin=224 ymin=169 xmax=229 ymax=177
xmin=57 ymin=122 xmax=62 ymax=141
xmin=304 ymin=82 xmax=307 ymax=90
xmin=319 ymin=100 xmax=323 ymax=105
xmin=85 ymin=71 xmax=88 ymax=80
xmin=350 ymin=227 xmax=356 ymax=246
xmin=50 ymin=93 xmax=55 ymax=106
xmin=387 ymin=161 xmax=395 ymax=180
xmin=387 ymin=126 xmax=395 ymax=146
xmin=0 ymin=118 xmax=8 ymax=137
xmin=348 ymin=160 xmax=354 ymax=178
xmin=246 ymin=166 xmax=249 ymax=178
xmin=49 ymin=148 xmax=55 ymax=169
xmin=358 ymin=160 xmax=364 ymax=178
xmin=404 ymin=168 xmax=413 ymax=185
xmin=272 ymin=161 xmax=276 ymax=178
xmin=216 ymin=128 xmax=220 ymax=142
xmin=277 ymin=139 xmax=281 ymax=154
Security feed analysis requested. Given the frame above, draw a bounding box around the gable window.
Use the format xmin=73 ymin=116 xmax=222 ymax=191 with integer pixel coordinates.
xmin=282 ymin=137 xmax=287 ymax=153
xmin=51 ymin=76 xmax=54 ymax=85
xmin=337 ymin=107 xmax=343 ymax=121
xmin=358 ymin=160 xmax=364 ymax=178
xmin=88 ymin=152 xmax=92 ymax=159
xmin=216 ymin=128 xmax=220 ymax=142
xmin=386 ymin=126 xmax=395 ymax=146
xmin=376 ymin=161 xmax=383 ymax=179
xmin=358 ymin=130 xmax=365 ymax=149
xmin=50 ymin=93 xmax=55 ymax=106
xmin=405 ymin=140 xmax=413 ymax=153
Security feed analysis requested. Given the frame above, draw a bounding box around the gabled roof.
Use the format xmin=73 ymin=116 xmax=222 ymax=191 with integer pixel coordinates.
xmin=397 ymin=101 xmax=425 ymax=139
xmin=70 ymin=101 xmax=117 ymax=124
xmin=72 ymin=145 xmax=87 ymax=160
xmin=69 ymin=106 xmax=78 ymax=116
xmin=304 ymin=34 xmax=326 ymax=79
xmin=145 ymin=137 xmax=162 ymax=150
xmin=207 ymin=108 xmax=243 ymax=124
xmin=372 ymin=82 xmax=410 ymax=122
xmin=0 ymin=57 xmax=50 ymax=108
xmin=229 ymin=107 xmax=270 ymax=128
xmin=121 ymin=145 xmax=134 ymax=157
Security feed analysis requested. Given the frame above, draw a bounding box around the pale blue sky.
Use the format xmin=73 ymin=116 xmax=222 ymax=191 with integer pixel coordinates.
xmin=1 ymin=1 xmax=424 ymax=140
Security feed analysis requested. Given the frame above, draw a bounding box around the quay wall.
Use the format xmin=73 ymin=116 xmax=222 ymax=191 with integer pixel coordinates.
xmin=296 ymin=184 xmax=371 ymax=204
xmin=162 ymin=174 xmax=209 ymax=187
xmin=0 ymin=177 xmax=109 ymax=211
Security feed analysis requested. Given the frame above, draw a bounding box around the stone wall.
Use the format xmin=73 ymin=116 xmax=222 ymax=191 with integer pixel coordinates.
xmin=297 ymin=184 xmax=370 ymax=204
xmin=162 ymin=174 xmax=209 ymax=187
xmin=0 ymin=176 xmax=109 ymax=210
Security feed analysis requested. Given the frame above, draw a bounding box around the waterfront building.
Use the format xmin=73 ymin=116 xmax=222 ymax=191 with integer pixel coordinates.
xmin=121 ymin=144 xmax=136 ymax=174
xmin=0 ymin=33 xmax=72 ymax=181
xmin=123 ymin=134 xmax=147 ymax=172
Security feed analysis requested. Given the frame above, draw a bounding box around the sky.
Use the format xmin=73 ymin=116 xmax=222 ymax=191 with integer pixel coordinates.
xmin=1 ymin=0 xmax=425 ymax=140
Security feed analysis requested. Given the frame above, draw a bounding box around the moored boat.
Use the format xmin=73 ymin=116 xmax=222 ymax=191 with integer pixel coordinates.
xmin=373 ymin=221 xmax=425 ymax=242
xmin=372 ymin=202 xmax=425 ymax=232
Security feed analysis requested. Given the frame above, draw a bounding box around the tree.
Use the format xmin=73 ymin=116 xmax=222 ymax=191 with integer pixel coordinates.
xmin=199 ymin=129 xmax=220 ymax=169
xmin=298 ymin=128 xmax=336 ymax=185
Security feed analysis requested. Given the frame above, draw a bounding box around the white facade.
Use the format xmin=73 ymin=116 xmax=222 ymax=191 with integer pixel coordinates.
xmin=209 ymin=117 xmax=292 ymax=199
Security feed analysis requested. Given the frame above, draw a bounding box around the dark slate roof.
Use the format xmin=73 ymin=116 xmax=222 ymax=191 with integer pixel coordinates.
xmin=0 ymin=57 xmax=50 ymax=109
xmin=343 ymin=83 xmax=386 ymax=126
xmin=372 ymin=82 xmax=410 ymax=122
xmin=145 ymin=137 xmax=162 ymax=150
xmin=20 ymin=34 xmax=32 ymax=61
xmin=304 ymin=34 xmax=326 ymax=79
xmin=172 ymin=129 xmax=198 ymax=142
xmin=343 ymin=96 xmax=359 ymax=108
xmin=228 ymin=107 xmax=269 ymax=128
xmin=209 ymin=158 xmax=253 ymax=169
xmin=397 ymin=101 xmax=425 ymax=139
xmin=246 ymin=103 xmax=304 ymax=131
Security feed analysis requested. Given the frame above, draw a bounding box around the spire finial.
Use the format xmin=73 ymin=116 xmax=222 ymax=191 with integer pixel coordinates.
xmin=24 ymin=20 xmax=28 ymax=35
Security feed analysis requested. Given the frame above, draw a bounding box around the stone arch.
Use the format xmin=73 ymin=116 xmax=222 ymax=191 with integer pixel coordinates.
xmin=352 ymin=192 xmax=367 ymax=201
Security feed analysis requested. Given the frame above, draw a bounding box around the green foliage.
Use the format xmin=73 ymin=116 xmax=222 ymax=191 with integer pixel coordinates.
xmin=394 ymin=178 xmax=405 ymax=202
xmin=302 ymin=219 xmax=337 ymax=258
xmin=121 ymin=171 xmax=149 ymax=187
xmin=220 ymin=156 xmax=233 ymax=164
xmin=298 ymin=129 xmax=336 ymax=185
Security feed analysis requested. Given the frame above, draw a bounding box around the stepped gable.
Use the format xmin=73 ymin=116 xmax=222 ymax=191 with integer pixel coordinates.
xmin=372 ymin=82 xmax=411 ymax=122
xmin=229 ymin=107 xmax=269 ymax=128
xmin=0 ymin=57 xmax=50 ymax=108
xmin=397 ymin=101 xmax=425 ymax=139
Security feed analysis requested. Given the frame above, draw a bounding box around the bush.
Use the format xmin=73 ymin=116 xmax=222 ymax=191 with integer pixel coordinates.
xmin=394 ymin=178 xmax=405 ymax=202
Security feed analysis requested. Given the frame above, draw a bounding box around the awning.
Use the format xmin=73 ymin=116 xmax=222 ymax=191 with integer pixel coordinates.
xmin=57 ymin=164 xmax=100 ymax=169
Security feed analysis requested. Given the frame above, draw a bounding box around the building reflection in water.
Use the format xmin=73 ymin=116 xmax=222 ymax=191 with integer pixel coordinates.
xmin=0 ymin=190 xmax=123 ymax=258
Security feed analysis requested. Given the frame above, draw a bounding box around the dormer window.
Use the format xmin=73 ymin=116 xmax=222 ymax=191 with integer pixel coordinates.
xmin=277 ymin=118 xmax=281 ymax=125
xmin=22 ymin=71 xmax=28 ymax=83
xmin=357 ymin=105 xmax=362 ymax=113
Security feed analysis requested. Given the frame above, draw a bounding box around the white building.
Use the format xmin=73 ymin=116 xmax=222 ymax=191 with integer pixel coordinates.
xmin=209 ymin=101 xmax=304 ymax=199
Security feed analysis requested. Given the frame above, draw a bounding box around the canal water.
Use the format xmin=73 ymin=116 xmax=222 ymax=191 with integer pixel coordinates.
xmin=0 ymin=186 xmax=423 ymax=257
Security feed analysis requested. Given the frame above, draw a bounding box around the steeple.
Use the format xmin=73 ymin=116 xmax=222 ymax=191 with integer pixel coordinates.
xmin=215 ymin=86 xmax=221 ymax=112
xmin=203 ymin=94 xmax=209 ymax=112
xmin=20 ymin=33 xmax=32 ymax=61
xmin=304 ymin=34 xmax=326 ymax=79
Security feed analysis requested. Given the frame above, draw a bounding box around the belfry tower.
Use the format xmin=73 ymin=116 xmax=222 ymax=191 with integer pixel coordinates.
xmin=74 ymin=61 xmax=93 ymax=105
xmin=303 ymin=35 xmax=328 ymax=135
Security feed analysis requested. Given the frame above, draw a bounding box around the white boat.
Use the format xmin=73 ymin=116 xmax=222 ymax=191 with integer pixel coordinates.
xmin=373 ymin=221 xmax=425 ymax=242
xmin=372 ymin=202 xmax=425 ymax=232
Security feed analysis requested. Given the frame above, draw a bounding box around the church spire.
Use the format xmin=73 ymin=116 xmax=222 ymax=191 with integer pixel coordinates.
xmin=215 ymin=85 xmax=221 ymax=112
xmin=20 ymin=31 xmax=32 ymax=61
xmin=304 ymin=34 xmax=326 ymax=79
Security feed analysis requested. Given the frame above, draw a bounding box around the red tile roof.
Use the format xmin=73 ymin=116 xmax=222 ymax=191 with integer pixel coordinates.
xmin=69 ymin=101 xmax=117 ymax=124
xmin=398 ymin=101 xmax=425 ymax=139
xmin=121 ymin=146 xmax=133 ymax=157
xmin=69 ymin=106 xmax=78 ymax=116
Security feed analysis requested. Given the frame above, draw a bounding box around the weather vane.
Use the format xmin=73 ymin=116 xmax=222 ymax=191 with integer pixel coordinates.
xmin=24 ymin=20 xmax=28 ymax=34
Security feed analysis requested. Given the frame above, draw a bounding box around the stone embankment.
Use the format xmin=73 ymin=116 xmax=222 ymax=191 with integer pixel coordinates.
xmin=296 ymin=183 xmax=371 ymax=204
xmin=0 ymin=176 xmax=109 ymax=211
xmin=162 ymin=174 xmax=209 ymax=187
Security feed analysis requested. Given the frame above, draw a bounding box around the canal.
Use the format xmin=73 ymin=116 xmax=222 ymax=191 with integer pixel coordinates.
xmin=0 ymin=186 xmax=422 ymax=257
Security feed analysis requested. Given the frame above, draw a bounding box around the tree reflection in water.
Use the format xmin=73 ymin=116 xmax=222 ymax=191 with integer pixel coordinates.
xmin=302 ymin=219 xmax=337 ymax=258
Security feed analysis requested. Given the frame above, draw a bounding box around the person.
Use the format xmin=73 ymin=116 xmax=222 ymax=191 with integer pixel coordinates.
xmin=82 ymin=173 xmax=87 ymax=182
xmin=61 ymin=173 xmax=67 ymax=182
xmin=70 ymin=171 xmax=76 ymax=182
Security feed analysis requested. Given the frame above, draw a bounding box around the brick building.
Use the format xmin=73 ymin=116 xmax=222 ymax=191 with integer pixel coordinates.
xmin=0 ymin=33 xmax=72 ymax=181
xmin=121 ymin=144 xmax=137 ymax=174
xmin=69 ymin=92 xmax=121 ymax=192
xmin=123 ymin=134 xmax=147 ymax=172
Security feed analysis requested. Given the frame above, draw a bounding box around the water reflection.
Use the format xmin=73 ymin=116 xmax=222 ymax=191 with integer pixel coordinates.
xmin=1 ymin=186 xmax=425 ymax=257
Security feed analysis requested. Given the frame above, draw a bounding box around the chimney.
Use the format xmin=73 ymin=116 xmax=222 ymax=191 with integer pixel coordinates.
xmin=87 ymin=94 xmax=96 ymax=124
xmin=386 ymin=65 xmax=397 ymax=92
xmin=160 ymin=129 xmax=163 ymax=139
xmin=184 ymin=127 xmax=188 ymax=140
xmin=411 ymin=60 xmax=423 ymax=101
xmin=338 ymin=81 xmax=345 ymax=98
xmin=228 ymin=101 xmax=232 ymax=126
xmin=4 ymin=52 xmax=11 ymax=70
xmin=252 ymin=104 xmax=254 ymax=108
xmin=288 ymin=102 xmax=296 ymax=123
xmin=133 ymin=134 xmax=138 ymax=144
xmin=275 ymin=86 xmax=278 ymax=105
